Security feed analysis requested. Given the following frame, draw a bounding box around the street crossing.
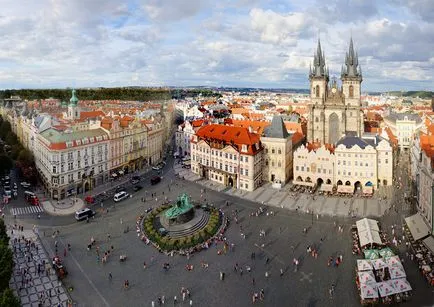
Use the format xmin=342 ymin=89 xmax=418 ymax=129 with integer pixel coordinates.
xmin=10 ymin=206 xmax=44 ymax=216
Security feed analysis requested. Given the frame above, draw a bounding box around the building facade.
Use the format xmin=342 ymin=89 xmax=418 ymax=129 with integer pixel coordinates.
xmin=190 ymin=124 xmax=264 ymax=191
xmin=307 ymin=39 xmax=364 ymax=144
xmin=383 ymin=112 xmax=422 ymax=149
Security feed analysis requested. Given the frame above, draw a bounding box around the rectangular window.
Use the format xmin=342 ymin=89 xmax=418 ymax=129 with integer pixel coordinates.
xmin=296 ymin=166 xmax=299 ymax=171
xmin=245 ymin=157 xmax=248 ymax=162
xmin=245 ymin=169 xmax=248 ymax=176
xmin=385 ymin=159 xmax=388 ymax=164
xmin=245 ymin=184 xmax=248 ymax=189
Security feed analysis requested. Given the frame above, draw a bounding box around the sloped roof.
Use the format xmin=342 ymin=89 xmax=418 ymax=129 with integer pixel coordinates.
xmin=336 ymin=135 xmax=373 ymax=149
xmin=385 ymin=112 xmax=422 ymax=124
xmin=263 ymin=116 xmax=290 ymax=138
xmin=195 ymin=124 xmax=262 ymax=155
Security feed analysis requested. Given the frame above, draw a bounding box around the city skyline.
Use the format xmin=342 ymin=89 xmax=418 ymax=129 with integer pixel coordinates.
xmin=0 ymin=1 xmax=433 ymax=91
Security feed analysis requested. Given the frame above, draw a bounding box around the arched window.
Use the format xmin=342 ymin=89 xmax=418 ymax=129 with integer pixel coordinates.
xmin=315 ymin=85 xmax=320 ymax=98
xmin=315 ymin=117 xmax=319 ymax=123
xmin=349 ymin=85 xmax=354 ymax=98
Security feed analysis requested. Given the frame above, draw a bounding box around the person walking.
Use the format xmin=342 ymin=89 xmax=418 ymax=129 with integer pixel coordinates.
xmin=108 ymin=272 xmax=112 ymax=280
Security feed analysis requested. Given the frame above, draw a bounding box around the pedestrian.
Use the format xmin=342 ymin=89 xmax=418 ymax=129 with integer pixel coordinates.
xmin=120 ymin=218 xmax=123 ymax=225
xmin=252 ymin=277 xmax=255 ymax=285
xmin=280 ymin=268 xmax=284 ymax=276
xmin=109 ymin=272 xmax=112 ymax=280
xmin=189 ymin=300 xmax=193 ymax=306
xmin=151 ymin=301 xmax=155 ymax=307
xmin=173 ymin=296 xmax=177 ymax=304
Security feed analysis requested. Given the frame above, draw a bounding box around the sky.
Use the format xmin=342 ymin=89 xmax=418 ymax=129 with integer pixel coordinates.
xmin=0 ymin=0 xmax=433 ymax=92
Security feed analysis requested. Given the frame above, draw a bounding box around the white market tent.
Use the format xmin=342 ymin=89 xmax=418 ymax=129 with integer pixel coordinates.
xmin=392 ymin=278 xmax=412 ymax=293
xmin=385 ymin=256 xmax=403 ymax=269
xmin=390 ymin=266 xmax=406 ymax=279
xmin=405 ymin=213 xmax=430 ymax=241
xmin=356 ymin=218 xmax=383 ymax=248
xmin=357 ymin=259 xmax=373 ymax=271
xmin=422 ymin=236 xmax=434 ymax=254
xmin=356 ymin=218 xmax=380 ymax=233
xmin=360 ymin=284 xmax=379 ymax=300
xmin=358 ymin=271 xmax=376 ymax=284
xmin=372 ymin=258 xmax=388 ymax=270
xmin=377 ymin=281 xmax=397 ymax=297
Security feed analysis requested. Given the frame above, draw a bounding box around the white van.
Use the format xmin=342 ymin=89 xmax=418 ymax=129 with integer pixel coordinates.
xmin=113 ymin=191 xmax=129 ymax=202
xmin=75 ymin=208 xmax=95 ymax=221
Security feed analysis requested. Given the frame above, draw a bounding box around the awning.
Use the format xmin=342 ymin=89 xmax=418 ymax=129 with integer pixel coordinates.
xmin=360 ymin=284 xmax=378 ymax=300
xmin=362 ymin=186 xmax=373 ymax=194
xmin=422 ymin=236 xmax=434 ymax=254
xmin=377 ymin=281 xmax=397 ymax=297
xmin=391 ymin=278 xmax=412 ymax=293
xmin=358 ymin=271 xmax=376 ymax=285
xmin=357 ymin=259 xmax=373 ymax=271
xmin=359 ymin=230 xmax=383 ymax=247
xmin=337 ymin=185 xmax=353 ymax=193
xmin=390 ymin=266 xmax=406 ymax=279
xmin=405 ymin=213 xmax=430 ymax=241
xmin=385 ymin=255 xmax=403 ymax=269
xmin=356 ymin=218 xmax=380 ymax=233
xmin=292 ymin=180 xmax=315 ymax=187
xmin=372 ymin=258 xmax=387 ymax=270
xmin=320 ymin=184 xmax=333 ymax=192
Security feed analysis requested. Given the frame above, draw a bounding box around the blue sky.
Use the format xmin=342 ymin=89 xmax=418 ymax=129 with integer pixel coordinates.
xmin=0 ymin=0 xmax=433 ymax=91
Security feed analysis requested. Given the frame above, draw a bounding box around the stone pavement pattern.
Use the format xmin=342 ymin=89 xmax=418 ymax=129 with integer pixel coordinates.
xmin=174 ymin=163 xmax=393 ymax=218
xmin=8 ymin=229 xmax=70 ymax=307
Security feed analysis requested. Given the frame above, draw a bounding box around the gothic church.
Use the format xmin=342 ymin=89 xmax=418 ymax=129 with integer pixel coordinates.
xmin=307 ymin=38 xmax=364 ymax=144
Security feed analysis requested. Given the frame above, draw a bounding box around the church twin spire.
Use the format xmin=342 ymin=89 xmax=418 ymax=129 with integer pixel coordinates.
xmin=310 ymin=37 xmax=362 ymax=80
xmin=310 ymin=39 xmax=329 ymax=79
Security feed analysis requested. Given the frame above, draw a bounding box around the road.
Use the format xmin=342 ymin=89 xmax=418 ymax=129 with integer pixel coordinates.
xmin=4 ymin=151 xmax=434 ymax=307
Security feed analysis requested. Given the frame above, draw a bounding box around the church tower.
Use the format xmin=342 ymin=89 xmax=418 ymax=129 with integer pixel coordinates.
xmin=309 ymin=39 xmax=329 ymax=105
xmin=341 ymin=38 xmax=362 ymax=107
xmin=67 ymin=89 xmax=80 ymax=120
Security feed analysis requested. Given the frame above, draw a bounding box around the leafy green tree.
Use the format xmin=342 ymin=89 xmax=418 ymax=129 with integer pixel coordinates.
xmin=0 ymin=220 xmax=7 ymax=245
xmin=17 ymin=149 xmax=34 ymax=166
xmin=0 ymin=288 xmax=20 ymax=307
xmin=0 ymin=243 xmax=12 ymax=292
xmin=0 ymin=155 xmax=13 ymax=176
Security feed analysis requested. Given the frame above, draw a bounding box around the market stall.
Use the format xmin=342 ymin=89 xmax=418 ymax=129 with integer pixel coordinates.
xmin=372 ymin=258 xmax=387 ymax=270
xmin=358 ymin=271 xmax=376 ymax=284
xmin=359 ymin=284 xmax=379 ymax=305
xmin=377 ymin=280 xmax=397 ymax=304
xmin=390 ymin=266 xmax=406 ymax=279
xmin=357 ymin=259 xmax=373 ymax=271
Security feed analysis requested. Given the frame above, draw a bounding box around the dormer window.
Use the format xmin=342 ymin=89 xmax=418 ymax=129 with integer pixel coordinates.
xmin=242 ymin=145 xmax=247 ymax=152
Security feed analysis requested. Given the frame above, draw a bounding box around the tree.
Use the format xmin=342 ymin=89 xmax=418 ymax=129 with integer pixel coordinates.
xmin=17 ymin=149 xmax=34 ymax=166
xmin=0 ymin=288 xmax=20 ymax=307
xmin=0 ymin=220 xmax=7 ymax=245
xmin=0 ymin=155 xmax=13 ymax=176
xmin=0 ymin=243 xmax=12 ymax=292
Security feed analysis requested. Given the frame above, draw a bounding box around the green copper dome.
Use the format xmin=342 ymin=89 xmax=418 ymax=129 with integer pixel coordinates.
xmin=61 ymin=100 xmax=67 ymax=107
xmin=69 ymin=89 xmax=79 ymax=106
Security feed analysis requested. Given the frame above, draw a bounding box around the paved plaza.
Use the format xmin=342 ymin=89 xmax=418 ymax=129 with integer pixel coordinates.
xmin=34 ymin=171 xmax=432 ymax=307
xmin=175 ymin=164 xmax=394 ymax=218
xmin=8 ymin=229 xmax=70 ymax=307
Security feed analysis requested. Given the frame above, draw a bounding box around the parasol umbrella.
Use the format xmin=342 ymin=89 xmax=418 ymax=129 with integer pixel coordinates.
xmin=392 ymin=278 xmax=412 ymax=293
xmin=390 ymin=266 xmax=406 ymax=279
xmin=379 ymin=247 xmax=395 ymax=258
xmin=372 ymin=258 xmax=387 ymax=270
xmin=358 ymin=271 xmax=376 ymax=284
xmin=360 ymin=284 xmax=379 ymax=300
xmin=385 ymin=255 xmax=403 ymax=268
xmin=357 ymin=259 xmax=373 ymax=271
xmin=364 ymin=249 xmax=380 ymax=260
xmin=377 ymin=281 xmax=397 ymax=297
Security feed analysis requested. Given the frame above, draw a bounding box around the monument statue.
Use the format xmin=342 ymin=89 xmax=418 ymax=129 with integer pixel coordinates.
xmin=165 ymin=193 xmax=194 ymax=220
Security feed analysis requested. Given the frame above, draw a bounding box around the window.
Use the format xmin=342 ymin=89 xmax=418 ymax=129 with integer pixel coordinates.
xmin=278 ymin=161 xmax=281 ymax=167
xmin=245 ymin=157 xmax=249 ymax=162
xmin=343 ymin=161 xmax=346 ymax=165
xmin=349 ymin=85 xmax=354 ymax=98
xmin=355 ymin=161 xmax=358 ymax=166
xmin=278 ymin=149 xmax=282 ymax=154
xmin=220 ymin=163 xmax=222 ymax=169
xmin=245 ymin=169 xmax=248 ymax=176
xmin=307 ymin=167 xmax=310 ymax=172
xmin=229 ymin=154 xmax=232 ymax=159
xmin=53 ymin=166 xmax=57 ymax=174
xmin=385 ymin=159 xmax=388 ymax=164
xmin=296 ymin=166 xmax=299 ymax=171
xmin=315 ymin=85 xmax=320 ymax=98
xmin=272 ymin=149 xmax=275 ymax=154
xmin=245 ymin=184 xmax=248 ymax=189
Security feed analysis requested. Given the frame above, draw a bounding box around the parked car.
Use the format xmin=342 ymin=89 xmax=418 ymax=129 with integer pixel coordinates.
xmin=113 ymin=191 xmax=129 ymax=202
xmin=75 ymin=208 xmax=95 ymax=221
xmin=152 ymin=165 xmax=162 ymax=171
xmin=115 ymin=187 xmax=126 ymax=193
xmin=150 ymin=176 xmax=161 ymax=185
xmin=133 ymin=185 xmax=143 ymax=192
xmin=20 ymin=182 xmax=31 ymax=188
xmin=131 ymin=178 xmax=140 ymax=185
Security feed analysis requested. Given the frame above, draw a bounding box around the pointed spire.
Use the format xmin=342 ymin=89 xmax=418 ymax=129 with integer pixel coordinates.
xmin=342 ymin=37 xmax=361 ymax=79
xmin=349 ymin=36 xmax=355 ymax=59
xmin=311 ymin=38 xmax=327 ymax=79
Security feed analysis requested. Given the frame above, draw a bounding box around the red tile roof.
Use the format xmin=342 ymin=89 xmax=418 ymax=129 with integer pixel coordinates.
xmin=195 ymin=124 xmax=262 ymax=155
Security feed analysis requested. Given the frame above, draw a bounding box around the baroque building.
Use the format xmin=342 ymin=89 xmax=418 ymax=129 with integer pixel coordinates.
xmin=307 ymin=39 xmax=364 ymax=144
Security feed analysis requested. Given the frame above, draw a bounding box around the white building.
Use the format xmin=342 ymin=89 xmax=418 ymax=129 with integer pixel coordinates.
xmin=190 ymin=124 xmax=264 ymax=191
xmin=175 ymin=119 xmax=205 ymax=157
xmin=383 ymin=112 xmax=422 ymax=149
xmin=35 ymin=127 xmax=110 ymax=199
xmin=293 ymin=134 xmax=393 ymax=193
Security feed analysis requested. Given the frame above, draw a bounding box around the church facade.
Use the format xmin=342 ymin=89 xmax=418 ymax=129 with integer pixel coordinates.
xmin=307 ymin=39 xmax=364 ymax=144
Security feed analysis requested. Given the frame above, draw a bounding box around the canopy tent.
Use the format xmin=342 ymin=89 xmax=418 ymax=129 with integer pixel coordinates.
xmin=357 ymin=259 xmax=373 ymax=272
xmin=320 ymin=184 xmax=333 ymax=192
xmin=392 ymin=278 xmax=412 ymax=293
xmin=405 ymin=213 xmax=430 ymax=241
xmin=292 ymin=180 xmax=315 ymax=187
xmin=378 ymin=247 xmax=395 ymax=258
xmin=356 ymin=218 xmax=380 ymax=233
xmin=377 ymin=281 xmax=397 ymax=297
xmin=422 ymin=236 xmax=434 ymax=254
xmin=359 ymin=230 xmax=383 ymax=248
xmin=385 ymin=255 xmax=402 ymax=268
xmin=360 ymin=284 xmax=379 ymax=300
xmin=372 ymin=258 xmax=388 ymax=270
xmin=364 ymin=249 xmax=380 ymax=260
xmin=358 ymin=271 xmax=376 ymax=284
xmin=390 ymin=266 xmax=406 ymax=279
xmin=337 ymin=185 xmax=354 ymax=194
xmin=362 ymin=186 xmax=374 ymax=194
